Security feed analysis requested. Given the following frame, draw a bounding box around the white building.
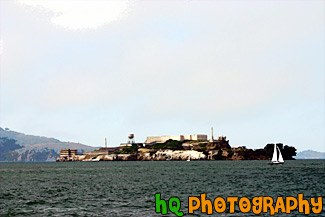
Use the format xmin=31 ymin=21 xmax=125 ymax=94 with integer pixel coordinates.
xmin=145 ymin=134 xmax=207 ymax=143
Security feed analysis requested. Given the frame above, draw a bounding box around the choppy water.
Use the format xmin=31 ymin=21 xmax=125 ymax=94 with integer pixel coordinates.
xmin=0 ymin=160 xmax=324 ymax=216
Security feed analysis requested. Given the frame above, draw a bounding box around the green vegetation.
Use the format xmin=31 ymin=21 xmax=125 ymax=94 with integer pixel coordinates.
xmin=18 ymin=149 xmax=59 ymax=162
xmin=115 ymin=144 xmax=138 ymax=154
xmin=0 ymin=137 xmax=22 ymax=153
xmin=196 ymin=144 xmax=209 ymax=157
xmin=148 ymin=140 xmax=184 ymax=150
xmin=0 ymin=137 xmax=22 ymax=161
xmin=0 ymin=137 xmax=59 ymax=161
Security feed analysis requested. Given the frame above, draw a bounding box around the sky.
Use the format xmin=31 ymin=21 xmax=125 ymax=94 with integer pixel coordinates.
xmin=0 ymin=0 xmax=324 ymax=152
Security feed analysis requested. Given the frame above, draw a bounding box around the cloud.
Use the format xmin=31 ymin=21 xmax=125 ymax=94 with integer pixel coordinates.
xmin=1 ymin=0 xmax=324 ymax=150
xmin=16 ymin=0 xmax=133 ymax=30
xmin=7 ymin=0 xmax=322 ymax=118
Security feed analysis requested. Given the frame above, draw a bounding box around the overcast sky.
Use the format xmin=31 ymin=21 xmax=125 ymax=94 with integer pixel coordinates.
xmin=0 ymin=0 xmax=324 ymax=152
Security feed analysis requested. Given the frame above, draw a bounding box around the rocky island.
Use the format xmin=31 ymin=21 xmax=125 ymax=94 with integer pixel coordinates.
xmin=56 ymin=133 xmax=297 ymax=162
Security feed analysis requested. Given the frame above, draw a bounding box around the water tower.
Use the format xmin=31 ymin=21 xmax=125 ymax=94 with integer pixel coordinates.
xmin=127 ymin=133 xmax=135 ymax=144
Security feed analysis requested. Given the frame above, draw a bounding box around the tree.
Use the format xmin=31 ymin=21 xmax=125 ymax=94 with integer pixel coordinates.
xmin=283 ymin=145 xmax=297 ymax=160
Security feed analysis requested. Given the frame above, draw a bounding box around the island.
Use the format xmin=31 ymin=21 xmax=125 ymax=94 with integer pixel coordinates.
xmin=56 ymin=133 xmax=296 ymax=162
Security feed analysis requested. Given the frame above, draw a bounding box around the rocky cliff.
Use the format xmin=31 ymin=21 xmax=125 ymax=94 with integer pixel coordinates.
xmin=57 ymin=150 xmax=206 ymax=162
xmin=56 ymin=142 xmax=296 ymax=162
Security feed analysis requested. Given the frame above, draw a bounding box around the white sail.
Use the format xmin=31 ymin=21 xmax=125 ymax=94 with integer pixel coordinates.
xmin=277 ymin=146 xmax=284 ymax=163
xmin=271 ymin=144 xmax=278 ymax=162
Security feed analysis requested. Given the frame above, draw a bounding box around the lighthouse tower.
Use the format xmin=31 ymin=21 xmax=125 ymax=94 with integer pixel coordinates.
xmin=210 ymin=127 xmax=214 ymax=142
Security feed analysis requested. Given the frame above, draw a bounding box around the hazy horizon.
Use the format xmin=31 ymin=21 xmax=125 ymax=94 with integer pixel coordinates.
xmin=1 ymin=0 xmax=324 ymax=152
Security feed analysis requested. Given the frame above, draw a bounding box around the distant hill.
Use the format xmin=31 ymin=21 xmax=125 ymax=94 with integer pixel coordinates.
xmin=296 ymin=150 xmax=325 ymax=159
xmin=0 ymin=127 xmax=98 ymax=162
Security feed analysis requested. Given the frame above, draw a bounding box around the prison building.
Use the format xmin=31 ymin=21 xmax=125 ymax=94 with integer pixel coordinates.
xmin=145 ymin=134 xmax=207 ymax=143
xmin=59 ymin=149 xmax=78 ymax=158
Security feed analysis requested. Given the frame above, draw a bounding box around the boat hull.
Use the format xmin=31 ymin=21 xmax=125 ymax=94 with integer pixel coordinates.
xmin=268 ymin=162 xmax=284 ymax=165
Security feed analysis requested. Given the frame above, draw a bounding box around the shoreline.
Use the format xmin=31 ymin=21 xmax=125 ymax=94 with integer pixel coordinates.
xmin=56 ymin=147 xmax=279 ymax=162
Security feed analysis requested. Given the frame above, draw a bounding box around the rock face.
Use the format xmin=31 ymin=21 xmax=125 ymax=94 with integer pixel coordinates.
xmin=56 ymin=150 xmax=206 ymax=162
xmin=150 ymin=150 xmax=206 ymax=161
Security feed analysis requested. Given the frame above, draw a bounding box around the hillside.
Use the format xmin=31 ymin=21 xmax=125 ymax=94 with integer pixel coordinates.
xmin=0 ymin=127 xmax=98 ymax=162
xmin=296 ymin=150 xmax=325 ymax=159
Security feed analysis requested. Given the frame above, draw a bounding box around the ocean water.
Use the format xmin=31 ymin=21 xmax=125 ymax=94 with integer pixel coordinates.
xmin=0 ymin=160 xmax=324 ymax=216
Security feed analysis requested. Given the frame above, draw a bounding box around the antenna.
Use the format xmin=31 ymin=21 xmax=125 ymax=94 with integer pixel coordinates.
xmin=105 ymin=137 xmax=107 ymax=148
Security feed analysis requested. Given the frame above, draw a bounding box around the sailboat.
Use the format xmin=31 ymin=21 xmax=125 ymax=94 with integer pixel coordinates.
xmin=268 ymin=144 xmax=284 ymax=165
